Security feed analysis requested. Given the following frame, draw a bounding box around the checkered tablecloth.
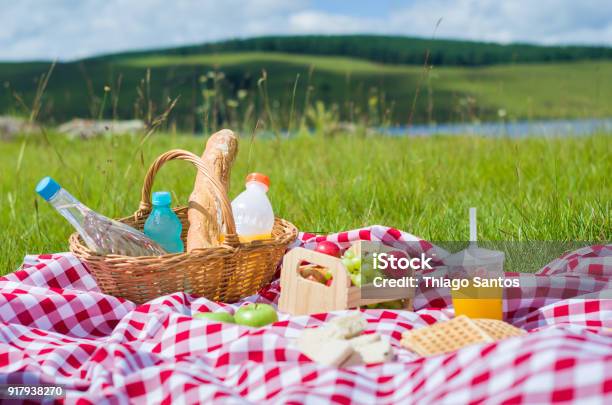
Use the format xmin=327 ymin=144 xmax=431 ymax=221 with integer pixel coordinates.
xmin=0 ymin=226 xmax=610 ymax=404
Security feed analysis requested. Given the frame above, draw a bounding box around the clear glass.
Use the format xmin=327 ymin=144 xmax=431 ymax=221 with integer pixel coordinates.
xmin=48 ymin=188 xmax=166 ymax=256
xmin=48 ymin=189 xmax=100 ymax=250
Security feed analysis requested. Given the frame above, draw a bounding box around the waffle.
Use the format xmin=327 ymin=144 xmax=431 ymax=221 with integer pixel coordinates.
xmin=400 ymin=316 xmax=493 ymax=357
xmin=473 ymin=318 xmax=526 ymax=340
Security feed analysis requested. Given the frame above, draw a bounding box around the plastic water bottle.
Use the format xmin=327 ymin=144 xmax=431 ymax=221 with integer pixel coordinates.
xmin=35 ymin=176 xmax=166 ymax=256
xmin=144 ymin=191 xmax=184 ymax=253
xmin=231 ymin=173 xmax=274 ymax=242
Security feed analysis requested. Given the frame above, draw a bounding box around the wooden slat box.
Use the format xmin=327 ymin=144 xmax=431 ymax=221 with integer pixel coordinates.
xmin=278 ymin=241 xmax=414 ymax=315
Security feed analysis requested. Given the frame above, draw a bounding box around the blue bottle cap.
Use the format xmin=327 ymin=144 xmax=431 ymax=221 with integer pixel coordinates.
xmin=152 ymin=191 xmax=172 ymax=206
xmin=36 ymin=176 xmax=61 ymax=201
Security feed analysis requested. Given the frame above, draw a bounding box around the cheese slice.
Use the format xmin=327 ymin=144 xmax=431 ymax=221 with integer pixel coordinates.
xmin=354 ymin=340 xmax=394 ymax=364
xmin=297 ymin=314 xmax=392 ymax=367
xmin=341 ymin=333 xmax=382 ymax=367
xmin=340 ymin=350 xmax=365 ymax=367
xmin=298 ymin=327 xmax=354 ymax=366
xmin=327 ymin=313 xmax=367 ymax=339
xmin=348 ymin=333 xmax=380 ymax=348
xmin=300 ymin=326 xmax=340 ymax=342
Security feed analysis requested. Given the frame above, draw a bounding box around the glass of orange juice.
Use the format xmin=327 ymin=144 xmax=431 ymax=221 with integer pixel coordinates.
xmin=445 ymin=244 xmax=505 ymax=320
xmin=450 ymin=279 xmax=503 ymax=320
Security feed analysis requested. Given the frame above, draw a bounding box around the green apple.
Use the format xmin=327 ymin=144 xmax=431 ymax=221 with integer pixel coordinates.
xmin=234 ymin=303 xmax=278 ymax=327
xmin=193 ymin=311 xmax=235 ymax=323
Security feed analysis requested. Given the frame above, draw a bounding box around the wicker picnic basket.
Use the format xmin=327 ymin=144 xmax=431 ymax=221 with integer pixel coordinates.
xmin=69 ymin=149 xmax=297 ymax=304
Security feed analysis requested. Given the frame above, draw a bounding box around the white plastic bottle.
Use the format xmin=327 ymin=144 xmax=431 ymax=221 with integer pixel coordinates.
xmin=231 ymin=173 xmax=274 ymax=242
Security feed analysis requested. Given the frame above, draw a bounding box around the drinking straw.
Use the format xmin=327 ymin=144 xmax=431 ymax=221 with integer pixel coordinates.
xmin=469 ymin=207 xmax=477 ymax=245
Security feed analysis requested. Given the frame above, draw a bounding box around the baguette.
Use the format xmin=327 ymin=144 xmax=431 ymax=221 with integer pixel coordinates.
xmin=187 ymin=129 xmax=238 ymax=250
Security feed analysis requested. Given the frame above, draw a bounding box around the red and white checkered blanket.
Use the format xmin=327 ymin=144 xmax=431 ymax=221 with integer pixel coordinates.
xmin=1 ymin=226 xmax=610 ymax=404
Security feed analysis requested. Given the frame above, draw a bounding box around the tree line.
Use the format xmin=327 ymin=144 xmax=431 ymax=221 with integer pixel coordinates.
xmin=95 ymin=35 xmax=612 ymax=66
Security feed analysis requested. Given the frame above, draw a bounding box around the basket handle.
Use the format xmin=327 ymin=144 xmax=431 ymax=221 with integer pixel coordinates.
xmin=136 ymin=149 xmax=238 ymax=243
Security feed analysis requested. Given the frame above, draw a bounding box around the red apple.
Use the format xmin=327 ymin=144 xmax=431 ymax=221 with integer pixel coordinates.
xmin=382 ymin=250 xmax=410 ymax=279
xmin=388 ymin=250 xmax=408 ymax=259
xmin=315 ymin=241 xmax=341 ymax=257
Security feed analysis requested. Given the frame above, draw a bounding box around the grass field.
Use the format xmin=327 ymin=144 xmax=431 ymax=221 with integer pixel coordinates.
xmin=124 ymin=53 xmax=612 ymax=121
xmin=0 ymin=132 xmax=609 ymax=274
xmin=2 ymin=52 xmax=612 ymax=129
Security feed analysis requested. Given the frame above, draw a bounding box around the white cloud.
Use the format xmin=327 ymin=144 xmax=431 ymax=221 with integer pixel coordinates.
xmin=0 ymin=0 xmax=306 ymax=61
xmin=287 ymin=11 xmax=379 ymax=34
xmin=284 ymin=0 xmax=612 ymax=45
xmin=386 ymin=0 xmax=612 ymax=44
xmin=0 ymin=0 xmax=610 ymax=61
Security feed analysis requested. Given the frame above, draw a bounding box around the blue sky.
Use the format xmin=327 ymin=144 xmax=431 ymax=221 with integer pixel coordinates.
xmin=0 ymin=0 xmax=610 ymax=61
xmin=311 ymin=0 xmax=397 ymax=18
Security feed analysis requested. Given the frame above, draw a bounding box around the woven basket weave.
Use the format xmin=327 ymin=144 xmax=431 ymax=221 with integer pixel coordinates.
xmin=69 ymin=149 xmax=297 ymax=304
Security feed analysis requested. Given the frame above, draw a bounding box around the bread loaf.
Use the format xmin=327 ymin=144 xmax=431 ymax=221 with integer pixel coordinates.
xmin=187 ymin=129 xmax=238 ymax=250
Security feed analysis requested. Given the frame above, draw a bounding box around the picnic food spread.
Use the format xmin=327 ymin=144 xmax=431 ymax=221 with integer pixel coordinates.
xmin=17 ymin=130 xmax=611 ymax=402
xmin=2 ymin=225 xmax=611 ymax=402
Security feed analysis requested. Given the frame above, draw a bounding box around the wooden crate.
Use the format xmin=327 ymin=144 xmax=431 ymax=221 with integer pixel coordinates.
xmin=278 ymin=242 xmax=414 ymax=315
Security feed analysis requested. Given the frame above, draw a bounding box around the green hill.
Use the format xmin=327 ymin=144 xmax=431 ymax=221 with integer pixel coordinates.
xmin=1 ymin=35 xmax=612 ymax=130
xmin=94 ymin=35 xmax=612 ymax=67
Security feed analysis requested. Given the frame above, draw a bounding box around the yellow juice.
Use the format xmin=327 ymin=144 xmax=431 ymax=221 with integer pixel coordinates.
xmin=451 ymin=282 xmax=503 ymax=320
xmin=238 ymin=233 xmax=272 ymax=243
xmin=219 ymin=233 xmax=272 ymax=243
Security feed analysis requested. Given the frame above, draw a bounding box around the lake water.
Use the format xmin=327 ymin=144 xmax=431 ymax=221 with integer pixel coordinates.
xmin=381 ymin=118 xmax=612 ymax=137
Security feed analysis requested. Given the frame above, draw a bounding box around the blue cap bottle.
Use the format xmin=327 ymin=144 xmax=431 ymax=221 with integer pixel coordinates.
xmin=152 ymin=191 xmax=172 ymax=206
xmin=144 ymin=191 xmax=184 ymax=253
xmin=35 ymin=176 xmax=61 ymax=201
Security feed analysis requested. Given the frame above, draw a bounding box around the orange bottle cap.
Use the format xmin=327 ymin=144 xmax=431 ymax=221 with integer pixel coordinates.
xmin=246 ymin=173 xmax=270 ymax=189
